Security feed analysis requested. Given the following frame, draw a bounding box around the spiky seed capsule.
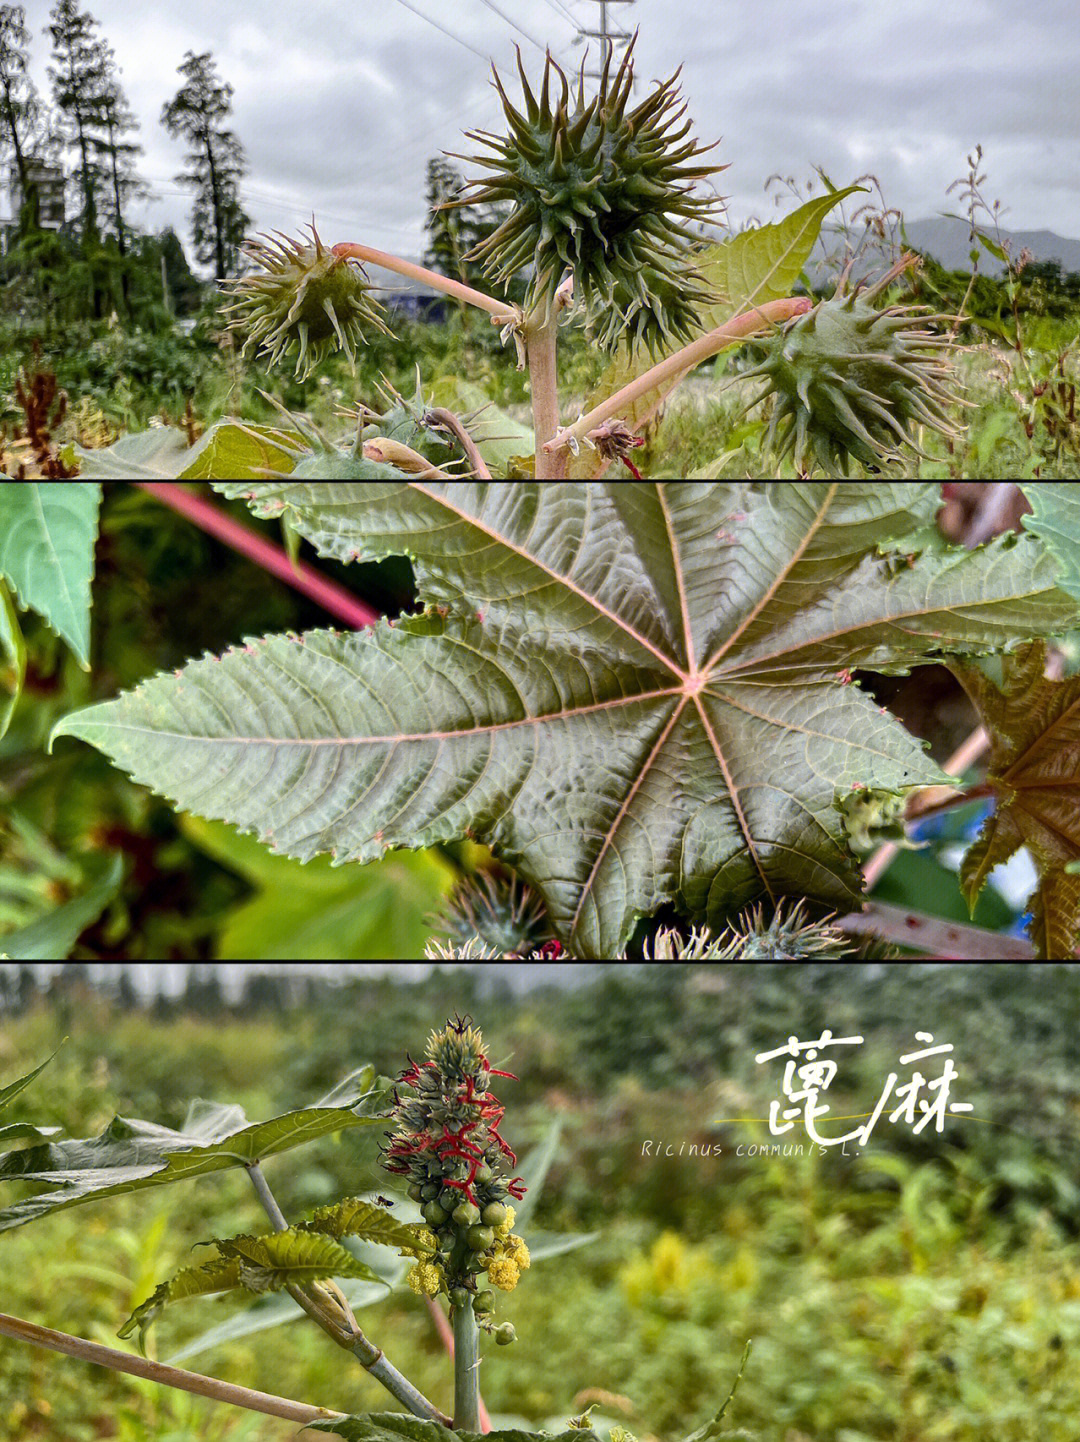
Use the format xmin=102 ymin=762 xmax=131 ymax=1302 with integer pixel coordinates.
xmin=712 ymin=898 xmax=858 ymax=961
xmin=742 ymin=255 xmax=965 ymax=475
xmin=219 ymin=224 xmax=391 ymax=381
xmin=446 ymin=35 xmax=725 ymax=351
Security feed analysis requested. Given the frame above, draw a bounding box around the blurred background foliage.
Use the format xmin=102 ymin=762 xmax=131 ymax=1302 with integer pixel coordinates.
xmin=0 ymin=962 xmax=1077 ymax=1442
xmin=0 ymin=482 xmax=456 ymax=961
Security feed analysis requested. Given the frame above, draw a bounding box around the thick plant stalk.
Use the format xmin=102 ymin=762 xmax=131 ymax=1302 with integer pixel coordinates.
xmin=135 ymin=483 xmax=379 ymax=631
xmin=0 ymin=1310 xmax=344 ymax=1426
xmin=834 ymin=899 xmax=1037 ymax=960
xmin=526 ymin=315 xmax=561 ymax=478
xmin=426 ymin=1296 xmax=491 ymax=1432
xmin=452 ymin=1295 xmax=481 ymax=1431
xmin=543 ymin=297 xmax=812 ymax=457
xmin=245 ymin=1163 xmax=451 ymax=1426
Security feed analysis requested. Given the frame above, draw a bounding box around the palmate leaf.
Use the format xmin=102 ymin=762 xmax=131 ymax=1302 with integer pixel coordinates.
xmin=118 ymin=1229 xmax=384 ymax=1348
xmin=51 ymin=483 xmax=1079 ymax=960
xmin=1019 ymin=482 xmax=1080 ymax=602
xmin=0 ymin=1066 xmax=392 ymax=1232
xmin=947 ymin=640 xmax=1080 ymax=959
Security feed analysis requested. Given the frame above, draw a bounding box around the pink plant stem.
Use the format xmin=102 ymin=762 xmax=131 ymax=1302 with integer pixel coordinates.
xmin=331 ymin=244 xmax=516 ymax=324
xmin=543 ymin=297 xmax=813 ymax=455
xmin=424 ymin=1297 xmax=492 ymax=1433
xmin=133 ymin=483 xmax=380 ymax=630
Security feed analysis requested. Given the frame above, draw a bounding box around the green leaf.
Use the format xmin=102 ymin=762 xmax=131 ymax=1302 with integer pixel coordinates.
xmin=0 ymin=1122 xmax=61 ymax=1143
xmin=0 ymin=1066 xmax=392 ymax=1232
xmin=297 ymin=1195 xmax=436 ymax=1253
xmin=72 ymin=428 xmax=194 ymax=478
xmin=682 ymin=1340 xmax=753 ymax=1442
xmin=180 ymin=422 xmax=308 ymax=480
xmin=568 ymin=190 xmax=862 ymax=477
xmin=0 ymin=578 xmax=26 ymax=740
xmin=0 ymin=1046 xmax=64 ymax=1113
xmin=0 ymin=481 xmax=102 ymax=666
xmin=947 ymin=639 xmax=1080 ymax=959
xmin=307 ymin=1415 xmax=582 ymax=1442
xmin=509 ymin=1119 xmax=562 ymax=1230
xmin=0 ymin=853 xmax=124 ymax=960
xmin=164 ymin=1273 xmax=398 ymax=1363
xmin=119 ymin=1229 xmax=383 ymax=1347
xmin=181 ymin=815 xmax=453 ymax=961
xmin=50 ymin=484 xmax=1079 ymax=960
xmin=518 ymin=1227 xmax=598 ymax=1262
xmin=1019 ymin=483 xmax=1080 ymax=602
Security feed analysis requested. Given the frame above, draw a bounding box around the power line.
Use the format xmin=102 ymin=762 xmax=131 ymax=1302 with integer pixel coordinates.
xmin=391 ymin=0 xmax=491 ymax=62
xmin=575 ymin=0 xmax=635 ymax=79
xmin=540 ymin=0 xmax=582 ymax=28
xmin=475 ymin=0 xmax=546 ymax=52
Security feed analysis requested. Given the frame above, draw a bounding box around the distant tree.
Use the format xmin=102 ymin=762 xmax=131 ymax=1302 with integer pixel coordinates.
xmin=16 ymin=965 xmax=37 ymax=1012
xmin=0 ymin=3 xmax=43 ymax=231
xmin=241 ymin=972 xmax=287 ymax=1014
xmin=183 ymin=964 xmax=225 ymax=1017
xmin=157 ymin=225 xmax=203 ymax=314
xmin=90 ymin=45 xmax=146 ymax=308
xmin=161 ymin=51 xmax=250 ymax=281
xmin=422 ymin=155 xmax=527 ymax=306
xmin=46 ymin=0 xmax=111 ymax=246
xmin=116 ymin=968 xmax=139 ymax=1010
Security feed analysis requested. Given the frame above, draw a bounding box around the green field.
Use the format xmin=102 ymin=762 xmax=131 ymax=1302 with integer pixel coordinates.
xmin=1 ymin=964 xmax=1077 ymax=1442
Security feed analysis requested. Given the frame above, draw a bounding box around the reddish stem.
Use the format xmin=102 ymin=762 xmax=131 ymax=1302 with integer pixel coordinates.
xmin=424 ymin=1298 xmax=491 ymax=1433
xmin=133 ymin=483 xmax=380 ymax=631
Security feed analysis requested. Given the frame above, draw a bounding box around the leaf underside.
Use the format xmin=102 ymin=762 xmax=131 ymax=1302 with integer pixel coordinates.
xmin=52 ymin=483 xmax=1079 ymax=959
xmin=0 ymin=1068 xmax=391 ymax=1232
xmin=947 ymin=640 xmax=1080 ymax=959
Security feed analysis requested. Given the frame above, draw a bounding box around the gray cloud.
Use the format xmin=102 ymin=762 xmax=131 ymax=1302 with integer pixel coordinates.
xmin=21 ymin=0 xmax=1078 ymax=273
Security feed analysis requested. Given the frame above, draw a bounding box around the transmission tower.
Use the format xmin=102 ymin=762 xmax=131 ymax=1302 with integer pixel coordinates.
xmin=575 ymin=0 xmax=635 ymax=81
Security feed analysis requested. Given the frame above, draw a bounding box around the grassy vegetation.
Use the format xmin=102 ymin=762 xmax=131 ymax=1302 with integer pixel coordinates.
xmin=1 ymin=964 xmax=1077 ymax=1442
xmin=3 ymin=253 xmax=1076 ymax=478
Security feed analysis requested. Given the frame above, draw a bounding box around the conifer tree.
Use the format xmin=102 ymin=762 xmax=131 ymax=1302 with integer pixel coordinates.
xmin=0 ymin=3 xmax=43 ymax=231
xmin=46 ymin=0 xmax=111 ymax=244
xmin=161 ymin=50 xmax=250 ymax=281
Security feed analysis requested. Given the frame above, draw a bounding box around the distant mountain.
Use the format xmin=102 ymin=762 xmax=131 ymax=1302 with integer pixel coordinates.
xmin=803 ymin=215 xmax=1080 ymax=284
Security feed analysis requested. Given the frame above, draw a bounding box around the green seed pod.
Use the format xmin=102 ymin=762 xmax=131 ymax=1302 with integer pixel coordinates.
xmin=408 ymin=1182 xmax=424 ymax=1202
xmin=481 ymin=1202 xmax=508 ymax=1228
xmin=495 ymin=1323 xmax=517 ymax=1345
xmin=424 ymin=1201 xmax=449 ymax=1227
xmin=420 ymin=1183 xmax=441 ymax=1202
xmin=473 ymin=1289 xmax=496 ymax=1314
xmin=453 ymin=1201 xmax=481 ymax=1227
xmin=741 ymin=255 xmax=964 ymax=475
xmin=467 ymin=1225 xmax=495 ymax=1252
xmin=474 ymin=1164 xmax=494 ymax=1186
xmin=219 ymin=224 xmax=391 ymax=380
xmin=448 ymin=1287 xmax=470 ymax=1309
xmin=445 ymin=37 xmax=723 ymax=349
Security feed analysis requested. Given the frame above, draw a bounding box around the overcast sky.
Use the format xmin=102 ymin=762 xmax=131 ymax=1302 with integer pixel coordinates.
xmin=20 ymin=0 xmax=1079 ymax=274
